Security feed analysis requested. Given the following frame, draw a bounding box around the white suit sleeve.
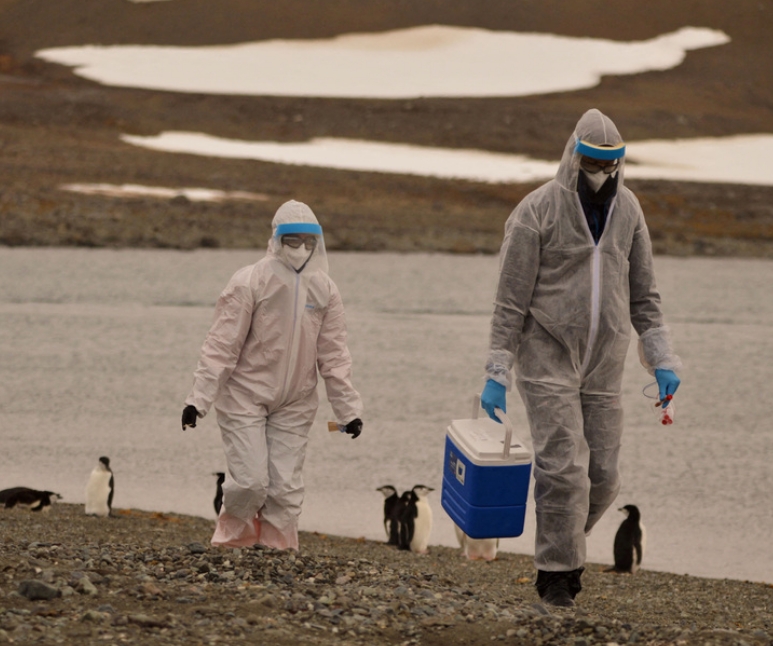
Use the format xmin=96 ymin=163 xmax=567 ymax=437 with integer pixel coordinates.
xmin=185 ymin=281 xmax=254 ymax=416
xmin=486 ymin=207 xmax=541 ymax=389
xmin=317 ymin=282 xmax=363 ymax=424
xmin=628 ymin=208 xmax=681 ymax=374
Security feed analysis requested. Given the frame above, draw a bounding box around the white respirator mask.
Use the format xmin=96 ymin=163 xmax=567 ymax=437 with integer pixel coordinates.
xmin=284 ymin=246 xmax=313 ymax=271
xmin=582 ymin=169 xmax=611 ymax=192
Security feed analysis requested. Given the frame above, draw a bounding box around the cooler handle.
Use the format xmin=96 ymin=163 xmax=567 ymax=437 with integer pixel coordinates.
xmin=472 ymin=394 xmax=481 ymax=419
xmin=495 ymin=408 xmax=513 ymax=459
xmin=471 ymin=395 xmax=513 ymax=458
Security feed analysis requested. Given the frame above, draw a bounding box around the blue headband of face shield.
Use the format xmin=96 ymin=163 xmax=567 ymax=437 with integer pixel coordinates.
xmin=275 ymin=222 xmax=323 ymax=237
xmin=574 ymin=139 xmax=626 ymax=160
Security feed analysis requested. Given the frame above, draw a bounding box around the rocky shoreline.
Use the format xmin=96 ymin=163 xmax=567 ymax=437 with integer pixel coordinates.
xmin=2 ymin=177 xmax=772 ymax=258
xmin=1 ymin=504 xmax=771 ymax=645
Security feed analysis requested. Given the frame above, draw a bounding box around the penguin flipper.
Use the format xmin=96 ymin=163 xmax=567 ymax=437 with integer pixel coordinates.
xmin=397 ymin=514 xmax=414 ymax=550
xmin=632 ymin=540 xmax=643 ymax=573
xmin=107 ymin=475 xmax=115 ymax=515
xmin=387 ymin=519 xmax=400 ymax=546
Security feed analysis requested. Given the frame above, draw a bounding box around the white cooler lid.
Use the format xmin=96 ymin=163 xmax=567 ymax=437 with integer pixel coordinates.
xmin=448 ymin=418 xmax=531 ymax=465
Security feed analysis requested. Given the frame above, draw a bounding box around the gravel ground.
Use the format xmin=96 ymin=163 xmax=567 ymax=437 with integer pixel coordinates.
xmin=1 ymin=504 xmax=772 ymax=646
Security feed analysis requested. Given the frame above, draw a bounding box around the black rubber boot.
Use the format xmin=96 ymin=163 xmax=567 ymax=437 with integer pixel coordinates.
xmin=535 ymin=567 xmax=584 ymax=607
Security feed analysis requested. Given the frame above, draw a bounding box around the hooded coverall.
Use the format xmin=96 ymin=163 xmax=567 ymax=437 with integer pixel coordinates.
xmin=186 ymin=201 xmax=363 ymax=550
xmin=486 ymin=109 xmax=680 ymax=571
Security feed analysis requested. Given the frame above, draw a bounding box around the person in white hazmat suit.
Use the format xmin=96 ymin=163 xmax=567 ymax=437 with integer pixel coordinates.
xmin=480 ymin=109 xmax=681 ymax=607
xmin=181 ymin=200 xmax=363 ymax=551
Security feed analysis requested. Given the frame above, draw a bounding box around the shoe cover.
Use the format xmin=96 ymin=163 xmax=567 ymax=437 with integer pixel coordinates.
xmin=211 ymin=512 xmax=261 ymax=548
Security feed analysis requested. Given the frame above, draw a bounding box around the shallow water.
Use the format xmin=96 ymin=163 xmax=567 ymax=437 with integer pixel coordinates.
xmin=1 ymin=248 xmax=771 ymax=583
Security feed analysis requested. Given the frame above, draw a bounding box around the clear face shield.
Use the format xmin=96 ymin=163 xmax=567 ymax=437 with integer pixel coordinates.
xmin=280 ymin=234 xmax=319 ymax=271
xmin=574 ymin=139 xmax=626 ymax=192
xmin=273 ymin=221 xmax=324 ymax=273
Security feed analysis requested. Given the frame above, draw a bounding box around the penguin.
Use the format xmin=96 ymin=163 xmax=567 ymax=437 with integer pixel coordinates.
xmin=0 ymin=487 xmax=61 ymax=512
xmin=403 ymin=484 xmax=434 ymax=554
xmin=85 ymin=456 xmax=114 ymax=517
xmin=606 ymin=504 xmax=646 ymax=574
xmin=396 ymin=489 xmax=415 ymax=551
xmin=376 ymin=485 xmax=400 ymax=546
xmin=454 ymin=523 xmax=499 ymax=561
xmin=213 ymin=472 xmax=225 ymax=515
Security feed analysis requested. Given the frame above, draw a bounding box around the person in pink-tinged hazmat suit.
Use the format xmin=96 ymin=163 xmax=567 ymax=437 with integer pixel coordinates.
xmin=181 ymin=200 xmax=363 ymax=550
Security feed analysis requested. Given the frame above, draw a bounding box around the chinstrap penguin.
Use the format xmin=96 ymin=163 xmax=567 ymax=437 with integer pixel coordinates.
xmin=85 ymin=456 xmax=114 ymax=517
xmin=454 ymin=523 xmax=499 ymax=561
xmin=0 ymin=487 xmax=61 ymax=512
xmin=399 ymin=485 xmax=434 ymax=554
xmin=376 ymin=485 xmax=400 ymax=546
xmin=213 ymin=472 xmax=225 ymax=515
xmin=606 ymin=504 xmax=646 ymax=574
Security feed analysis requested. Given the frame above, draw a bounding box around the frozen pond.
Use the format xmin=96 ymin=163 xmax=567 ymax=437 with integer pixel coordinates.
xmin=118 ymin=131 xmax=773 ymax=188
xmin=36 ymin=25 xmax=729 ymax=99
xmin=38 ymin=21 xmax=772 ymax=191
xmin=1 ymin=248 xmax=772 ymax=584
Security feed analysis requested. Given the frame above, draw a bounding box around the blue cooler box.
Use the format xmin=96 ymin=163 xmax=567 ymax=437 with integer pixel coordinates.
xmin=441 ymin=412 xmax=532 ymax=539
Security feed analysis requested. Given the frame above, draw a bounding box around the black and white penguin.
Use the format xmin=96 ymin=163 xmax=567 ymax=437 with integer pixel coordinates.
xmin=0 ymin=487 xmax=61 ymax=512
xmin=399 ymin=485 xmax=434 ymax=554
xmin=213 ymin=472 xmax=225 ymax=515
xmin=85 ymin=456 xmax=114 ymax=517
xmin=607 ymin=504 xmax=646 ymax=574
xmin=376 ymin=485 xmax=400 ymax=546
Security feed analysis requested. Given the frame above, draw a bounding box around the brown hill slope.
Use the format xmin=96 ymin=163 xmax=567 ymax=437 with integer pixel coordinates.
xmin=1 ymin=0 xmax=772 ymax=255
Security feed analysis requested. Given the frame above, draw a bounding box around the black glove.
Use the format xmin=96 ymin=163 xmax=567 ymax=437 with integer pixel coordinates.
xmin=344 ymin=418 xmax=363 ymax=439
xmin=182 ymin=405 xmax=199 ymax=431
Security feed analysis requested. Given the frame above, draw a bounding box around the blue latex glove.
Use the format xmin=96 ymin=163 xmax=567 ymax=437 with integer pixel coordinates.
xmin=481 ymin=379 xmax=506 ymax=422
xmin=655 ymin=369 xmax=681 ymax=407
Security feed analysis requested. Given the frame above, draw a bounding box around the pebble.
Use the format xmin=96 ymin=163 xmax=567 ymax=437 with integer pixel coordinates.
xmin=16 ymin=580 xmax=59 ymax=601
xmin=1 ymin=504 xmax=772 ymax=645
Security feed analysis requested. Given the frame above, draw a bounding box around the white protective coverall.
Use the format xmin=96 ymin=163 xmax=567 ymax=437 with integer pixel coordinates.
xmin=485 ymin=109 xmax=680 ymax=572
xmin=185 ymin=200 xmax=363 ymax=550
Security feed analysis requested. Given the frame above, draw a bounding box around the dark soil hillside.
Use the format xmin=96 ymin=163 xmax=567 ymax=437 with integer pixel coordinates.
xmin=1 ymin=0 xmax=772 ymax=255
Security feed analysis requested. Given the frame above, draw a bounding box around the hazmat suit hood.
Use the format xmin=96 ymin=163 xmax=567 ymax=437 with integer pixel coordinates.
xmin=556 ymin=108 xmax=626 ymax=193
xmin=268 ymin=200 xmax=329 ymax=275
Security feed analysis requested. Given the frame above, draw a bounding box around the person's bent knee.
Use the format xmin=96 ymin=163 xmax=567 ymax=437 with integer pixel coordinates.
xmin=534 ymin=463 xmax=590 ymax=496
xmin=589 ymin=465 xmax=621 ymax=500
xmin=590 ymin=477 xmax=621 ymax=509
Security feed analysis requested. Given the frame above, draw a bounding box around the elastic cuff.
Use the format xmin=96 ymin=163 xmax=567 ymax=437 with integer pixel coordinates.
xmin=485 ymin=350 xmax=514 ymax=389
xmin=185 ymin=399 xmax=208 ymax=419
xmin=638 ymin=326 xmax=682 ymax=375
